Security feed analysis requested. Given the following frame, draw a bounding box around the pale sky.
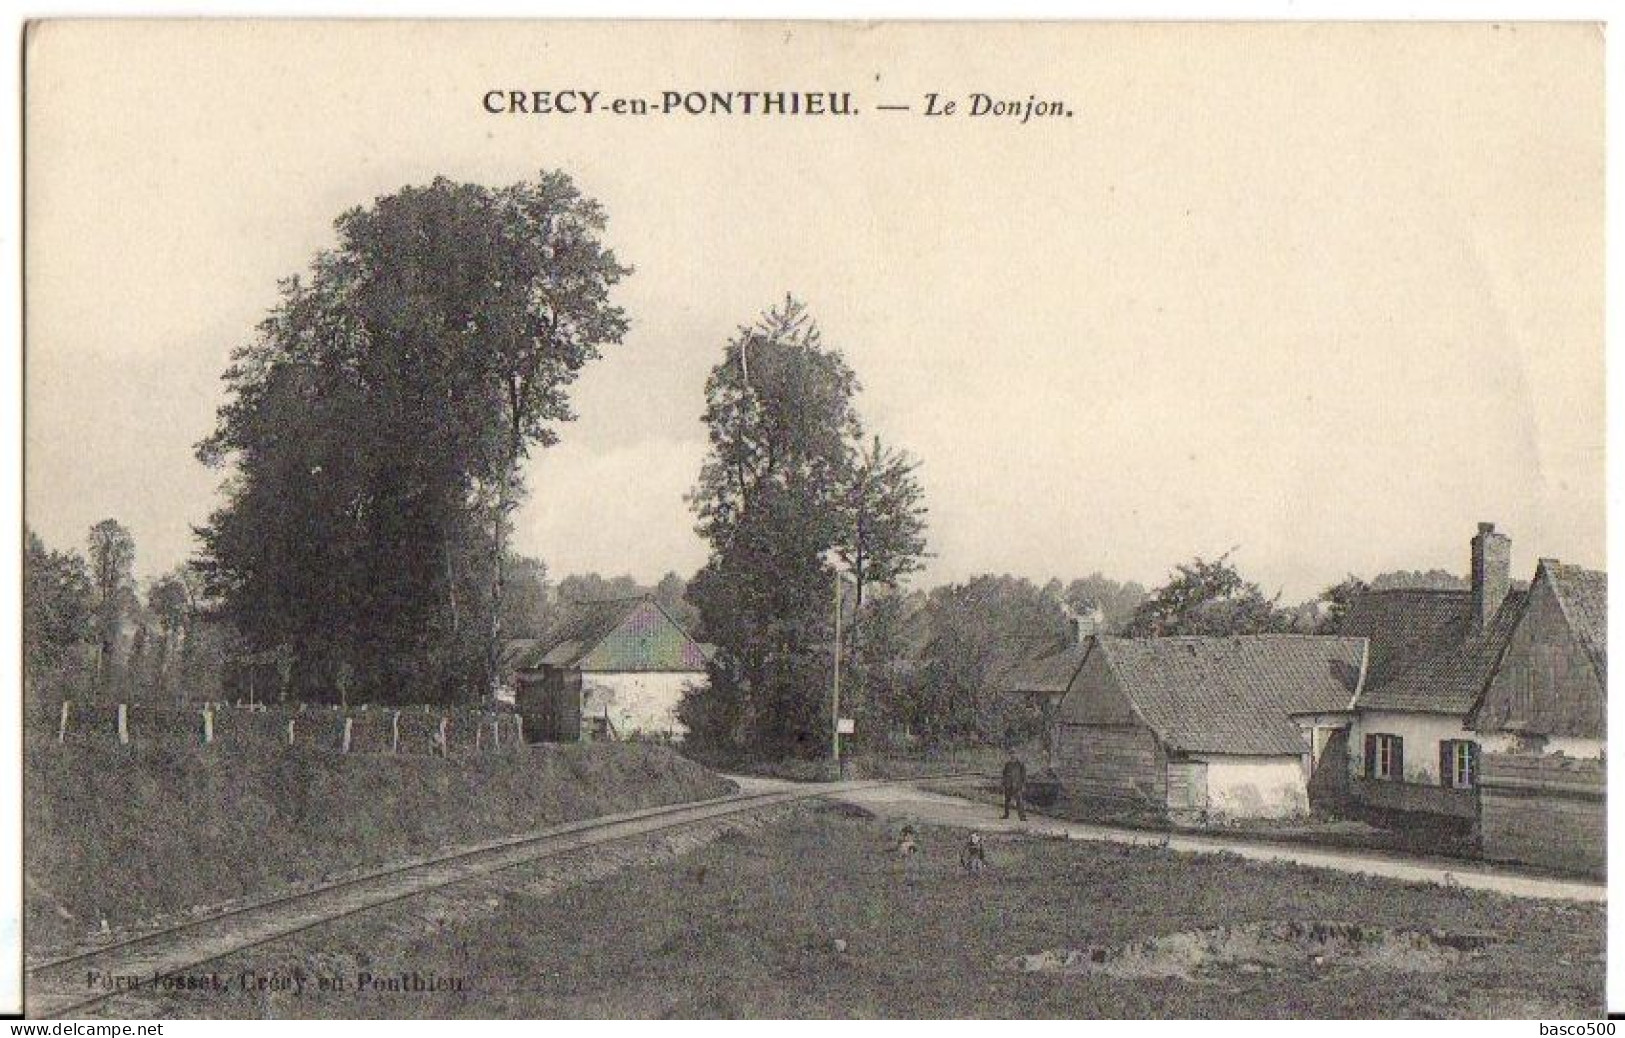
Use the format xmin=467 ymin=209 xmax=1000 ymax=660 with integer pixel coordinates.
xmin=24 ymin=21 xmax=1604 ymax=602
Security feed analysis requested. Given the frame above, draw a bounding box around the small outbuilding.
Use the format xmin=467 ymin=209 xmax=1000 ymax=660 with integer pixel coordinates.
xmin=1021 ymin=634 xmax=1367 ymax=820
xmin=513 ymin=596 xmax=712 ymax=742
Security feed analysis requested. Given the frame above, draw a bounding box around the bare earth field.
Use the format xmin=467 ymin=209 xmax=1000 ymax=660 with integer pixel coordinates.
xmin=104 ymin=803 xmax=1604 ymax=1019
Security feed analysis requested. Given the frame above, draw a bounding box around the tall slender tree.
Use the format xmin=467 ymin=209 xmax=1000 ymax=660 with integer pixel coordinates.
xmin=685 ymin=298 xmax=859 ymax=757
xmin=86 ymin=519 xmax=135 ymax=696
xmin=147 ymin=574 xmax=189 ymax=702
xmin=685 ymin=298 xmax=930 ymax=759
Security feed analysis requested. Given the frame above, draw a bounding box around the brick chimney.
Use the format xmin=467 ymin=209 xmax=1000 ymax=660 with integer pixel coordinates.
xmin=1470 ymin=522 xmax=1512 ymax=633
xmin=1058 ymin=601 xmax=1105 ymax=644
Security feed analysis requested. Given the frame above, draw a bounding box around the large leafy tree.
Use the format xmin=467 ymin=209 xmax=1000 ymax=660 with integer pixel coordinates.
xmin=500 ymin=555 xmax=552 ymax=641
xmin=836 ymin=436 xmax=929 ymax=615
xmin=1124 ymin=553 xmax=1296 ymax=637
xmin=196 ymin=171 xmax=629 ymax=703
xmin=905 ymin=576 xmax=1068 ymax=747
xmin=23 ymin=529 xmax=95 ymax=687
xmin=1063 ymin=573 xmax=1148 ymax=635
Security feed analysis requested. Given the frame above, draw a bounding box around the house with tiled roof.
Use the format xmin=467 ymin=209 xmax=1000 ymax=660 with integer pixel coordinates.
xmin=1323 ymin=524 xmax=1531 ymax=821
xmin=512 ymin=595 xmax=712 ymax=742
xmin=1019 ymin=633 xmax=1367 ymax=819
xmin=1296 ymin=523 xmax=1608 ymax=874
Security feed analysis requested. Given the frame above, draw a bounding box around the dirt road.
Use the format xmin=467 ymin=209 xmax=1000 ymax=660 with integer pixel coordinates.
xmin=731 ymin=775 xmax=1605 ymax=903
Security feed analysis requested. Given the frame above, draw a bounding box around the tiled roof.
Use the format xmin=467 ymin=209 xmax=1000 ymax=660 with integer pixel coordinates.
xmin=516 ymin=597 xmax=711 ymax=673
xmin=1091 ymin=635 xmax=1367 ymax=756
xmin=1343 ymin=588 xmax=1526 ymax=715
xmin=1543 ymin=562 xmax=1607 ymax=684
xmin=1001 ymin=641 xmax=1089 ymax=694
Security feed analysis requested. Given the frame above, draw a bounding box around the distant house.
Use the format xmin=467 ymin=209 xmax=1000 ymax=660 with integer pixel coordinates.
xmin=1013 ymin=634 xmax=1366 ymax=819
xmin=513 ymin=596 xmax=712 ymax=742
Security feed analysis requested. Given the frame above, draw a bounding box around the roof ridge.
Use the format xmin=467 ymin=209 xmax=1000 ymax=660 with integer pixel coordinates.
xmin=561 ymin=593 xmax=655 ymax=606
xmin=1358 ymin=587 xmax=1471 ymax=596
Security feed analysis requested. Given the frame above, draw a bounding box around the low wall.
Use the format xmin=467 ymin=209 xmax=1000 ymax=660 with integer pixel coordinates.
xmin=1479 ymin=752 xmax=1605 ymax=877
xmin=1349 ymin=775 xmax=1480 ymax=821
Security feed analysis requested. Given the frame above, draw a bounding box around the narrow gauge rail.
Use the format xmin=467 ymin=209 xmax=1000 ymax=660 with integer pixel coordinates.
xmin=27 ymin=776 xmax=970 ymax=1018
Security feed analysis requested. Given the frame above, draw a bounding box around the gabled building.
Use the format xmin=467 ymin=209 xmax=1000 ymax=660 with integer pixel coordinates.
xmin=513 ymin=595 xmax=712 ymax=742
xmin=1014 ymin=634 xmax=1367 ymax=819
xmin=1468 ymin=559 xmax=1606 ymax=874
xmin=1470 ymin=559 xmax=1607 ymax=754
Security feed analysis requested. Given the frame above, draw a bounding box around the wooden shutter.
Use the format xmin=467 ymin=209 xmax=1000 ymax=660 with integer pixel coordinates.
xmin=1364 ymin=733 xmax=1378 ymax=777
xmin=1391 ymin=736 xmax=1404 ymax=781
xmin=1440 ymin=741 xmax=1454 ymax=788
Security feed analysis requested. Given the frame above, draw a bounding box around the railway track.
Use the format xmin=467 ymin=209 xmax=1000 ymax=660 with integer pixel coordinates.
xmin=26 ymin=775 xmax=969 ymax=1018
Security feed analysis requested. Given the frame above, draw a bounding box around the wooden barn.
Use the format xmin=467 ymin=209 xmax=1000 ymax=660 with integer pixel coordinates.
xmin=1011 ymin=634 xmax=1367 ymax=820
xmin=1468 ymin=559 xmax=1607 ymax=875
xmin=513 ymin=596 xmax=712 ymax=743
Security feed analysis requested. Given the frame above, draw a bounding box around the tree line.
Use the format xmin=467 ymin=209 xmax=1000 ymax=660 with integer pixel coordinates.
xmin=23 ymin=168 xmax=1475 ymax=755
xmin=23 ymin=513 xmax=696 ymax=709
xmin=25 ymin=520 xmax=231 ymax=706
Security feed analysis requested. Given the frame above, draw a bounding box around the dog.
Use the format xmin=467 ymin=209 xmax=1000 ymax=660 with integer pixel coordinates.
xmin=960 ymin=831 xmax=988 ymax=874
xmin=1001 ymin=758 xmax=1028 ymax=821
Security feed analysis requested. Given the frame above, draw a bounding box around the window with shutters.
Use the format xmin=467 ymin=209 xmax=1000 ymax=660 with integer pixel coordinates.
xmin=1364 ymin=732 xmax=1403 ymax=780
xmin=1439 ymin=739 xmax=1478 ymax=789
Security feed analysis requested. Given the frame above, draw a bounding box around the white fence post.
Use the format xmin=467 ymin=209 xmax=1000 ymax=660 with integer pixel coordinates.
xmin=287 ymin=719 xmax=296 ymax=746
xmin=514 ymin=714 xmax=523 ymax=746
xmin=202 ymin=706 xmax=214 ymax=744
xmin=58 ymin=700 xmax=71 ymax=744
xmin=117 ymin=703 xmax=129 ymax=746
xmin=475 ymin=721 xmax=482 ymax=752
xmin=438 ymin=716 xmax=449 ymax=759
xmin=391 ymin=710 xmax=401 ymax=754
xmin=342 ymin=716 xmax=353 ymax=754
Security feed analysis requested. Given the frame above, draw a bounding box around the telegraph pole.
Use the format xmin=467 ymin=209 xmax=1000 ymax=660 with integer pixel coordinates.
xmin=832 ymin=572 xmax=842 ymax=777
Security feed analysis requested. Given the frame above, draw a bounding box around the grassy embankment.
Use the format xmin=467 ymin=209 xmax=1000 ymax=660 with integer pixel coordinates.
xmin=178 ymin=804 xmax=1603 ymax=1019
xmin=24 ymin=734 xmax=734 ymax=950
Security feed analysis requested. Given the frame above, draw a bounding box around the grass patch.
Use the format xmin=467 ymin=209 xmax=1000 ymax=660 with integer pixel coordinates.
xmin=24 ymin=734 xmax=734 ymax=949
xmin=288 ymin=808 xmax=1603 ymax=1018
xmin=723 ymin=745 xmax=1011 ymax=784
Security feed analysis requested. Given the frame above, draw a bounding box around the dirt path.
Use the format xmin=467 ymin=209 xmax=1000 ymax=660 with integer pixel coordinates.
xmin=729 ymin=775 xmax=1605 ymax=903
